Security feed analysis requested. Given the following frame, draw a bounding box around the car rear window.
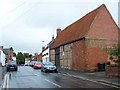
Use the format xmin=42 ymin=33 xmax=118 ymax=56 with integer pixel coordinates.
xmin=8 ymin=61 xmax=16 ymax=65
xmin=35 ymin=62 xmax=42 ymax=64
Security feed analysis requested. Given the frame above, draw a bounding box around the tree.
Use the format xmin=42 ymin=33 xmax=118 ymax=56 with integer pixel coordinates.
xmin=108 ymin=44 xmax=120 ymax=64
xmin=16 ymin=52 xmax=25 ymax=64
xmin=23 ymin=53 xmax=29 ymax=58
xmin=29 ymin=54 xmax=32 ymax=58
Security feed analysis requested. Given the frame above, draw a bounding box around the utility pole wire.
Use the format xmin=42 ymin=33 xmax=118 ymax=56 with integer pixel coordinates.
xmin=12 ymin=3 xmax=39 ymax=23
xmin=0 ymin=1 xmax=26 ymax=19
xmin=1 ymin=3 xmax=39 ymax=29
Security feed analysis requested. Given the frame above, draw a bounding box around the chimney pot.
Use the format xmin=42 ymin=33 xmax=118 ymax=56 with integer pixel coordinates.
xmin=52 ymin=35 xmax=54 ymax=40
xmin=57 ymin=28 xmax=61 ymax=36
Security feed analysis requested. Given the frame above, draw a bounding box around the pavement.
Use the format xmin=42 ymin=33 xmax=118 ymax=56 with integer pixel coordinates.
xmin=0 ymin=66 xmax=7 ymax=90
xmin=58 ymin=68 xmax=120 ymax=88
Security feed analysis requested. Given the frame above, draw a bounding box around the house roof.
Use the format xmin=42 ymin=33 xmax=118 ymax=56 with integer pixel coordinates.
xmin=50 ymin=4 xmax=119 ymax=49
xmin=3 ymin=48 xmax=10 ymax=55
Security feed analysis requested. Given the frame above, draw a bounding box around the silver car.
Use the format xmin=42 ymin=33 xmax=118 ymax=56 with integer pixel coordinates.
xmin=41 ymin=62 xmax=58 ymax=73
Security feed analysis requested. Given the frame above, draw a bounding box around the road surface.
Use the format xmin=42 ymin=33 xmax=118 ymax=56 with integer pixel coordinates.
xmin=6 ymin=66 xmax=117 ymax=89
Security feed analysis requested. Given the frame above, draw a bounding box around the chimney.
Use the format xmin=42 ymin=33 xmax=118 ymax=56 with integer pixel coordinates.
xmin=52 ymin=35 xmax=54 ymax=41
xmin=57 ymin=28 xmax=61 ymax=36
xmin=42 ymin=46 xmax=45 ymax=52
xmin=0 ymin=46 xmax=3 ymax=51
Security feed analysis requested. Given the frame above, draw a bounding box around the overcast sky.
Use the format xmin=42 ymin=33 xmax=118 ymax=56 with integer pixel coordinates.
xmin=0 ymin=0 xmax=119 ymax=55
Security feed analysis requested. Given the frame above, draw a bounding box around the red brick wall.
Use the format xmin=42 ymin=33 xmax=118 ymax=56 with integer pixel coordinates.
xmin=86 ymin=5 xmax=118 ymax=39
xmin=49 ymin=49 xmax=55 ymax=64
xmin=72 ymin=39 xmax=117 ymax=71
xmin=72 ymin=40 xmax=86 ymax=71
xmin=60 ymin=44 xmax=72 ymax=69
xmin=85 ymin=39 xmax=117 ymax=71
xmin=106 ymin=65 xmax=120 ymax=77
xmin=10 ymin=49 xmax=13 ymax=60
xmin=85 ymin=48 xmax=107 ymax=71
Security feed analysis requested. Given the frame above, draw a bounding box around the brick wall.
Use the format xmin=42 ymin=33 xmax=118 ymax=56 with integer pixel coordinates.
xmin=85 ymin=39 xmax=118 ymax=71
xmin=49 ymin=49 xmax=55 ymax=64
xmin=49 ymin=39 xmax=118 ymax=71
xmin=106 ymin=65 xmax=120 ymax=77
xmin=72 ymin=39 xmax=86 ymax=71
xmin=60 ymin=44 xmax=72 ymax=69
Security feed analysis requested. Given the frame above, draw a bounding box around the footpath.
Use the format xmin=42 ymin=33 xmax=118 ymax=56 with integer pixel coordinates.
xmin=0 ymin=66 xmax=7 ymax=90
xmin=58 ymin=68 xmax=120 ymax=88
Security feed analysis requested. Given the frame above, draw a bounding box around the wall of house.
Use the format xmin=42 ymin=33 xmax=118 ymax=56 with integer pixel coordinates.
xmin=10 ymin=49 xmax=13 ymax=60
xmin=49 ymin=49 xmax=55 ymax=64
xmin=0 ymin=50 xmax=5 ymax=66
xmin=85 ymin=39 xmax=118 ymax=71
xmin=42 ymin=48 xmax=49 ymax=62
xmin=59 ymin=44 xmax=72 ymax=69
xmin=50 ymin=39 xmax=118 ymax=72
xmin=72 ymin=39 xmax=86 ymax=71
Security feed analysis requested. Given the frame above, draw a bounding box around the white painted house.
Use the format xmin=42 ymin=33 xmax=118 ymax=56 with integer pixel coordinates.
xmin=0 ymin=50 xmax=5 ymax=66
xmin=42 ymin=47 xmax=49 ymax=63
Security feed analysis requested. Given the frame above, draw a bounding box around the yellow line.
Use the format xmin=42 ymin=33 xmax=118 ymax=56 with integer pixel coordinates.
xmin=85 ymin=79 xmax=119 ymax=89
xmin=2 ymin=74 xmax=7 ymax=88
xmin=63 ymin=73 xmax=120 ymax=89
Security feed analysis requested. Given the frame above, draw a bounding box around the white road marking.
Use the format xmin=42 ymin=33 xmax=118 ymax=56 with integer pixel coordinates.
xmin=45 ymin=79 xmax=61 ymax=88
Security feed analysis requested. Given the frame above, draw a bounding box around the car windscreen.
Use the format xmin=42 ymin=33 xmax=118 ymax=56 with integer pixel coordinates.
xmin=44 ymin=62 xmax=54 ymax=66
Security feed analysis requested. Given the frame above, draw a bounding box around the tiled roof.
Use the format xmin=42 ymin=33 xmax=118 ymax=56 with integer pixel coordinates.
xmin=3 ymin=48 xmax=10 ymax=55
xmin=50 ymin=4 xmax=119 ymax=49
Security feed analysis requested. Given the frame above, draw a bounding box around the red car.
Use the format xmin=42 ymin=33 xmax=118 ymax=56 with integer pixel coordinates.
xmin=33 ymin=61 xmax=42 ymax=69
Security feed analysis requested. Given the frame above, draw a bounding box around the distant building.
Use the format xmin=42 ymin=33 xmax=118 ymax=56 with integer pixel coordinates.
xmin=42 ymin=47 xmax=49 ymax=63
xmin=0 ymin=46 xmax=5 ymax=66
xmin=49 ymin=4 xmax=119 ymax=71
xmin=3 ymin=47 xmax=14 ymax=63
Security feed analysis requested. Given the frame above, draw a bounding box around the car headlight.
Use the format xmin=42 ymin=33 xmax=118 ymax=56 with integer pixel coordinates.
xmin=45 ymin=67 xmax=49 ymax=69
xmin=53 ymin=66 xmax=56 ymax=69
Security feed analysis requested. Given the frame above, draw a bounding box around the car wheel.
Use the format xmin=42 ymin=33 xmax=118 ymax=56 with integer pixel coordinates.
xmin=41 ymin=69 xmax=43 ymax=72
xmin=6 ymin=68 xmax=9 ymax=72
xmin=15 ymin=68 xmax=18 ymax=71
xmin=55 ymin=70 xmax=58 ymax=73
xmin=45 ymin=69 xmax=48 ymax=73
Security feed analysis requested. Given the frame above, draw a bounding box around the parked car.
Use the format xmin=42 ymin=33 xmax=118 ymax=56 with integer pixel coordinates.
xmin=33 ymin=61 xmax=42 ymax=69
xmin=29 ymin=61 xmax=36 ymax=67
xmin=6 ymin=61 xmax=18 ymax=72
xmin=24 ymin=61 xmax=30 ymax=66
xmin=41 ymin=62 xmax=58 ymax=73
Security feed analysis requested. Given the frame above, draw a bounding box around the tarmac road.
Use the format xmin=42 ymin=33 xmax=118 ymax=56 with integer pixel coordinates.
xmin=4 ymin=66 xmax=118 ymax=89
